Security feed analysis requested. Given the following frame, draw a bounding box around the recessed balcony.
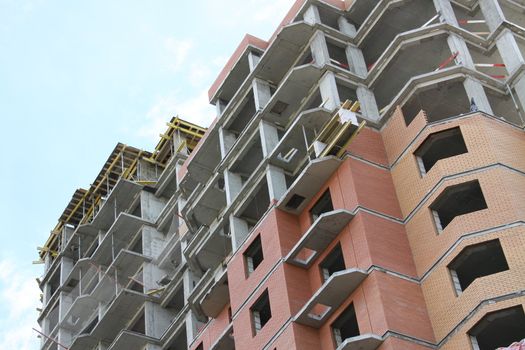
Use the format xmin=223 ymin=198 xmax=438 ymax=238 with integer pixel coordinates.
xmin=336 ymin=334 xmax=383 ymax=350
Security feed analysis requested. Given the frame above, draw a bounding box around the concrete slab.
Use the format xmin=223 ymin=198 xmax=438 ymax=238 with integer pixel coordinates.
xmin=90 ymin=289 xmax=147 ymax=343
xmin=294 ymin=268 xmax=368 ymax=328
xmin=337 ymin=334 xmax=383 ymax=350
xmin=90 ymin=179 xmax=142 ymax=231
xmin=278 ymin=156 xmax=342 ymax=214
xmin=60 ymin=295 xmax=98 ymax=332
xmin=269 ymin=108 xmax=332 ymax=172
xmin=286 ymin=209 xmax=354 ymax=268
xmin=198 ymin=266 xmax=229 ymax=318
xmin=69 ymin=334 xmax=97 ymax=350
xmin=107 ymin=330 xmax=159 ymax=350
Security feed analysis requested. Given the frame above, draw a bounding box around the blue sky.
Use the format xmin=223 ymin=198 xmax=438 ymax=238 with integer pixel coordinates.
xmin=0 ymin=0 xmax=295 ymax=348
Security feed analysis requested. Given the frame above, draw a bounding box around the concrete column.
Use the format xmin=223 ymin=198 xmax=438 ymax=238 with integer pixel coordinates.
xmin=224 ymin=170 xmax=243 ymax=205
xmin=248 ymin=52 xmax=261 ymax=71
xmin=356 ymin=86 xmax=380 ymax=122
xmin=303 ymin=4 xmax=321 ymax=24
xmin=60 ymin=257 xmax=74 ymax=285
xmin=140 ymin=191 xmax=166 ymax=222
xmin=463 ymin=77 xmax=493 ymax=114
xmin=142 ymin=226 xmax=165 ymax=260
xmin=478 ymin=0 xmax=525 ymax=109
xmin=259 ymin=121 xmax=280 ymax=156
xmin=447 ymin=33 xmax=475 ymax=69
xmin=219 ymin=127 xmax=236 ymax=158
xmin=252 ymin=78 xmax=272 ymax=111
xmin=433 ymin=0 xmax=459 ymax=26
xmin=478 ymin=0 xmax=505 ymax=32
xmin=338 ymin=16 xmax=357 ymax=37
xmin=230 ymin=215 xmax=249 ymax=251
xmin=57 ymin=323 xmax=72 ymax=347
xmin=145 ymin=301 xmax=175 ymax=339
xmin=310 ymin=31 xmax=331 ymax=66
xmin=495 ymin=29 xmax=525 ymax=73
xmin=319 ymin=71 xmax=341 ymax=110
xmin=266 ymin=165 xmax=287 ymax=202
xmin=346 ymin=45 xmax=368 ymax=77
xmin=216 ymin=99 xmax=227 ymax=117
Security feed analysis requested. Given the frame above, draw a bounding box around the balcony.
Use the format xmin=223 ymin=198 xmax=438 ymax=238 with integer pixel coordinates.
xmin=89 ymin=289 xmax=148 ymax=343
xmin=192 ymin=265 xmax=229 ymax=319
xmin=268 ymin=107 xmax=332 ymax=173
xmin=89 ymin=179 xmax=143 ymax=231
xmin=107 ymin=330 xmax=159 ymax=350
xmin=336 ymin=334 xmax=383 ymax=350
xmin=294 ymin=268 xmax=368 ymax=328
xmin=185 ymin=224 xmax=231 ymax=271
xmin=182 ymin=174 xmax=226 ymax=229
xmin=285 ymin=209 xmax=354 ymax=268
xmin=90 ymin=212 xmax=150 ymax=266
xmin=278 ymin=156 xmax=342 ymax=214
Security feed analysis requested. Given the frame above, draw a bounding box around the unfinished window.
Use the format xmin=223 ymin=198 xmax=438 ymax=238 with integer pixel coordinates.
xmin=331 ymin=303 xmax=360 ymax=347
xmin=430 ymin=180 xmax=487 ymax=233
xmin=310 ymin=189 xmax=334 ymax=222
xmin=285 ymin=194 xmax=306 ymax=210
xmin=449 ymin=239 xmax=509 ymax=294
xmin=251 ymin=290 xmax=272 ymax=335
xmin=401 ymin=81 xmax=470 ymax=126
xmin=244 ymin=235 xmax=264 ymax=276
xmin=319 ymin=244 xmax=346 ymax=282
xmin=414 ymin=127 xmax=468 ymax=175
xmin=130 ymin=310 xmax=145 ymax=334
xmin=469 ymin=306 xmax=525 ymax=350
xmin=327 ymin=40 xmax=349 ymax=70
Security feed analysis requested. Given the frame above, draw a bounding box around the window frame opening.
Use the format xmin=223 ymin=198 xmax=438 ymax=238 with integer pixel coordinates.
xmin=448 ymin=239 xmax=509 ymax=295
xmin=244 ymin=235 xmax=264 ymax=277
xmin=331 ymin=303 xmax=360 ymax=347
xmin=251 ymin=289 xmax=272 ymax=335
xmin=414 ymin=127 xmax=468 ymax=176
xmin=468 ymin=306 xmax=525 ymax=350
xmin=430 ymin=180 xmax=488 ymax=233
xmin=310 ymin=189 xmax=334 ymax=223
xmin=319 ymin=243 xmax=346 ymax=283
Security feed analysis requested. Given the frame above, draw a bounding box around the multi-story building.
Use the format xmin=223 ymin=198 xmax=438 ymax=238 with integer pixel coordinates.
xmin=37 ymin=0 xmax=525 ymax=349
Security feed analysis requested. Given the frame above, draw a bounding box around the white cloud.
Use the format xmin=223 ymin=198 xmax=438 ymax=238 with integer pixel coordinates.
xmin=138 ymin=89 xmax=215 ymax=143
xmin=0 ymin=257 xmax=40 ymax=350
xmin=163 ymin=37 xmax=193 ymax=73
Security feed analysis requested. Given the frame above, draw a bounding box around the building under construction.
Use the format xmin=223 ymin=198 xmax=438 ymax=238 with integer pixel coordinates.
xmin=37 ymin=0 xmax=525 ymax=349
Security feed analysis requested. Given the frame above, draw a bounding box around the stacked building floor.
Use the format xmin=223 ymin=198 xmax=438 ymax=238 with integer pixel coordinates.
xmin=37 ymin=0 xmax=525 ymax=349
